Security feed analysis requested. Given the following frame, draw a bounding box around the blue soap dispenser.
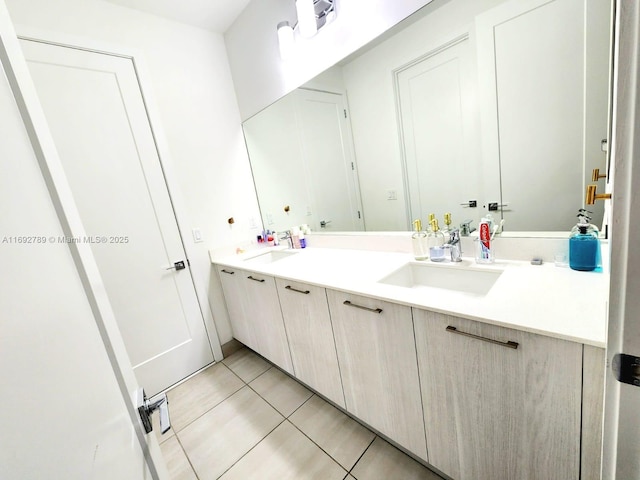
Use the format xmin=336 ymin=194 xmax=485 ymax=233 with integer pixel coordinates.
xmin=569 ymin=211 xmax=599 ymax=271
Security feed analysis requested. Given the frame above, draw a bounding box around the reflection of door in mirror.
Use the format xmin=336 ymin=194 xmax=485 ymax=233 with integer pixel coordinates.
xmin=396 ymin=36 xmax=480 ymax=230
xmin=244 ymin=89 xmax=364 ymax=233
xmin=477 ymin=0 xmax=610 ymax=231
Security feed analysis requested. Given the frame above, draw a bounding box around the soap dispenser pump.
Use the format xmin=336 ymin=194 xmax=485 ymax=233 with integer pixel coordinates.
xmin=569 ymin=210 xmax=599 ymax=271
xmin=442 ymin=213 xmax=452 ymax=244
xmin=411 ymin=219 xmax=428 ymax=260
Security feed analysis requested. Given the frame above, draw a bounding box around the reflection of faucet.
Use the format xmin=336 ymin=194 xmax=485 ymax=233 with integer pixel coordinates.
xmin=460 ymin=220 xmax=475 ymax=237
xmin=446 ymin=229 xmax=462 ymax=262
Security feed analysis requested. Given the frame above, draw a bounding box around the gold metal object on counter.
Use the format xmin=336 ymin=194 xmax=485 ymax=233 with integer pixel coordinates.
xmin=444 ymin=212 xmax=452 ymax=228
xmin=592 ymin=168 xmax=606 ymax=181
xmin=585 ymin=184 xmax=611 ymax=205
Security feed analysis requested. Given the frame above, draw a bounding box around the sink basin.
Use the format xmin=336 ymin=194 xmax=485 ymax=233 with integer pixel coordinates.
xmin=244 ymin=250 xmax=298 ymax=264
xmin=378 ymin=262 xmax=503 ymax=296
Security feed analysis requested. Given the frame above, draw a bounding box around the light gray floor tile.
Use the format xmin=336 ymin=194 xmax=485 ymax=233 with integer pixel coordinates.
xmin=351 ymin=437 xmax=442 ymax=480
xmin=178 ymin=386 xmax=284 ymax=480
xmin=222 ymin=347 xmax=271 ymax=383
xmin=250 ymin=367 xmax=313 ymax=417
xmin=167 ymin=362 xmax=244 ymax=432
xmin=159 ymin=436 xmax=197 ymax=480
xmin=219 ymin=421 xmax=346 ymax=480
xmin=289 ymin=394 xmax=375 ymax=470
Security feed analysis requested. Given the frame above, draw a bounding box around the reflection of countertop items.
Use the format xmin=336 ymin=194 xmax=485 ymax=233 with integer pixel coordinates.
xmin=210 ymin=246 xmax=609 ymax=347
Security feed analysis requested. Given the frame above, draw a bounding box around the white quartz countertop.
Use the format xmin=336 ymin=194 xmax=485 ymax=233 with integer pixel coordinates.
xmin=211 ymin=246 xmax=609 ymax=348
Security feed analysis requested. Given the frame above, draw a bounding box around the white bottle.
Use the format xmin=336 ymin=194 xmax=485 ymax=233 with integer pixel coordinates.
xmin=291 ymin=227 xmax=301 ymax=249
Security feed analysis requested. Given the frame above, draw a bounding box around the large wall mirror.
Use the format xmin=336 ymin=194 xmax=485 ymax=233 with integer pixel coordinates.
xmin=243 ymin=0 xmax=613 ymax=236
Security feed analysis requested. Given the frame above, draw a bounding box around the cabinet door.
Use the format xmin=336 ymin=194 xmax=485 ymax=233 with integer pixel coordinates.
xmin=217 ymin=266 xmax=257 ymax=350
xmin=276 ymin=279 xmax=345 ymax=408
xmin=327 ymin=290 xmax=427 ymax=460
xmin=414 ymin=309 xmax=582 ymax=480
xmin=242 ymin=271 xmax=294 ymax=374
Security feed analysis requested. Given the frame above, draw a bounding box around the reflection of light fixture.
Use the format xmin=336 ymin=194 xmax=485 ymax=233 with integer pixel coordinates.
xmin=277 ymin=0 xmax=336 ymax=59
xmin=277 ymin=21 xmax=294 ymax=59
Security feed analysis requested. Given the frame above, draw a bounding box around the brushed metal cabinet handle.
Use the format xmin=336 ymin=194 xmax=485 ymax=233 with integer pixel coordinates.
xmin=446 ymin=325 xmax=518 ymax=350
xmin=247 ymin=275 xmax=265 ymax=283
xmin=343 ymin=300 xmax=383 ymax=314
xmin=285 ymin=285 xmax=310 ymax=295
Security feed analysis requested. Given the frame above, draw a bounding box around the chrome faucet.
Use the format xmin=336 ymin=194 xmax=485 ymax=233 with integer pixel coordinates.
xmin=446 ymin=229 xmax=462 ymax=262
xmin=279 ymin=231 xmax=293 ymax=249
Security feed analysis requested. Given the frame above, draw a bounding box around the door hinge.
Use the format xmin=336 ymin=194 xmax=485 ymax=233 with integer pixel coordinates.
xmin=612 ymin=353 xmax=640 ymax=387
xmin=344 ymin=109 xmax=347 ymax=118
xmin=357 ymin=210 xmax=361 ymax=219
xmin=351 ymin=162 xmax=355 ymax=171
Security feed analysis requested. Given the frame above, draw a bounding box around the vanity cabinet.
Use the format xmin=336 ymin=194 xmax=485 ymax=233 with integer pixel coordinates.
xmin=326 ymin=289 xmax=428 ymax=461
xmin=413 ymin=309 xmax=583 ymax=480
xmin=218 ymin=266 xmax=257 ymax=350
xmin=275 ymin=279 xmax=345 ymax=408
xmin=217 ymin=267 xmax=294 ymax=374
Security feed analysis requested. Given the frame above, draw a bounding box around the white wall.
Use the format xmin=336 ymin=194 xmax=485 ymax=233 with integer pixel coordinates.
xmin=4 ymin=0 xmax=257 ymax=344
xmin=225 ymin=0 xmax=434 ymax=121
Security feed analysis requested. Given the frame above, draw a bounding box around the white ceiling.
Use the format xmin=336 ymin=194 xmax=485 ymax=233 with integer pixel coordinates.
xmin=103 ymin=0 xmax=252 ymax=33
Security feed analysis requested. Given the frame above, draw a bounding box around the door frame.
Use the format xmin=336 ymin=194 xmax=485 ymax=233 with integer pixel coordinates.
xmin=11 ymin=23 xmax=224 ymax=363
xmin=0 ymin=2 xmax=168 ymax=477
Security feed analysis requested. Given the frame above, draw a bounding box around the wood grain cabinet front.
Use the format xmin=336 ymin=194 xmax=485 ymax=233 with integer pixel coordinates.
xmin=413 ymin=309 xmax=583 ymax=480
xmin=327 ymin=289 xmax=428 ymax=461
xmin=218 ymin=267 xmax=294 ymax=374
xmin=276 ymin=279 xmax=345 ymax=408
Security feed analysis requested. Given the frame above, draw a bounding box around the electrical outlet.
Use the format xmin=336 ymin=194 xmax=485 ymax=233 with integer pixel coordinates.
xmin=248 ymin=216 xmax=258 ymax=229
xmin=386 ymin=190 xmax=398 ymax=200
xmin=266 ymin=212 xmax=274 ymax=225
xmin=192 ymin=228 xmax=203 ymax=243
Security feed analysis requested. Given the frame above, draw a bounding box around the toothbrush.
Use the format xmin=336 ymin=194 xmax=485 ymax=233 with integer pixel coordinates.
xmin=490 ymin=219 xmax=505 ymax=240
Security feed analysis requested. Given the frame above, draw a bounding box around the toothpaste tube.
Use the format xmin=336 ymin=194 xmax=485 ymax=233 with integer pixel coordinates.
xmin=477 ymin=220 xmax=493 ymax=263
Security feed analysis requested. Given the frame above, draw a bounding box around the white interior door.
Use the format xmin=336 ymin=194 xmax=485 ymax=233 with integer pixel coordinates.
xmin=396 ymin=37 xmax=480 ymax=229
xmin=0 ymin=5 xmax=166 ymax=476
xmin=294 ymin=89 xmax=364 ymax=231
xmin=476 ymin=0 xmax=611 ymax=231
xmin=602 ymin=1 xmax=640 ymax=478
xmin=20 ymin=39 xmax=214 ymax=395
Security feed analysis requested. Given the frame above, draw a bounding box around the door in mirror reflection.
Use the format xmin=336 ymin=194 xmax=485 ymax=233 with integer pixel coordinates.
xmin=477 ymin=0 xmax=610 ymax=231
xmin=245 ymin=88 xmax=364 ymax=233
xmin=396 ymin=36 xmax=482 ymax=228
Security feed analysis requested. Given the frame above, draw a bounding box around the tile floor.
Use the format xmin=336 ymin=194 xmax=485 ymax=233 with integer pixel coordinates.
xmin=157 ymin=347 xmax=443 ymax=480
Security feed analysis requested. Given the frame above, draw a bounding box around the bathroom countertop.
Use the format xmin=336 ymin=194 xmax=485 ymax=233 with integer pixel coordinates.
xmin=210 ymin=247 xmax=609 ymax=348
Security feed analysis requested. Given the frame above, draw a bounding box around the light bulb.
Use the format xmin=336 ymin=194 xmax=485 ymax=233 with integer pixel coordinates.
xmin=296 ymin=0 xmax=317 ymax=38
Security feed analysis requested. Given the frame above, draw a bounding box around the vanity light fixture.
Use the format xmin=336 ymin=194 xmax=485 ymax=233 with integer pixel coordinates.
xmin=277 ymin=0 xmax=337 ymax=59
